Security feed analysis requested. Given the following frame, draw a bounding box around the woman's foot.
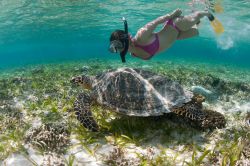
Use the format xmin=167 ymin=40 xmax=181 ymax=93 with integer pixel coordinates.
xmin=208 ymin=13 xmax=215 ymax=21
xmin=205 ymin=10 xmax=215 ymax=21
xmin=171 ymin=8 xmax=182 ymax=19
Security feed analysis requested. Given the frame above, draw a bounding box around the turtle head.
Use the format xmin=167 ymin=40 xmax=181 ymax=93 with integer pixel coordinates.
xmin=71 ymin=75 xmax=94 ymax=90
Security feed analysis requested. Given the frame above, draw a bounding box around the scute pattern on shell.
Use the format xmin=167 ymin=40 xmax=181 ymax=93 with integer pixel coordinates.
xmin=93 ymin=68 xmax=193 ymax=116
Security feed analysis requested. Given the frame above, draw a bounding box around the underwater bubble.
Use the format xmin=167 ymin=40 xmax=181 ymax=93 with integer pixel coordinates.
xmin=216 ymin=35 xmax=234 ymax=50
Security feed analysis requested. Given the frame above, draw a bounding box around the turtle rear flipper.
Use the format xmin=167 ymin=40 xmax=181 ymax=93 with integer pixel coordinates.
xmin=171 ymin=94 xmax=226 ymax=129
xmin=74 ymin=92 xmax=99 ymax=132
xmin=171 ymin=103 xmax=226 ymax=129
xmin=171 ymin=101 xmax=205 ymax=121
xmin=200 ymin=109 xmax=226 ymax=129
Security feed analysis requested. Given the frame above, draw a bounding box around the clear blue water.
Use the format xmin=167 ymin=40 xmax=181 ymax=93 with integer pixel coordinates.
xmin=0 ymin=0 xmax=250 ymax=70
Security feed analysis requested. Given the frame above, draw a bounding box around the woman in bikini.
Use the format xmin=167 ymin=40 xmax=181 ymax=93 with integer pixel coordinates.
xmin=109 ymin=9 xmax=214 ymax=62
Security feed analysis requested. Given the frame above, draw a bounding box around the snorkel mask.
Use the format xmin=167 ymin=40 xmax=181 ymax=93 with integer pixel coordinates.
xmin=109 ymin=17 xmax=129 ymax=63
xmin=109 ymin=40 xmax=124 ymax=53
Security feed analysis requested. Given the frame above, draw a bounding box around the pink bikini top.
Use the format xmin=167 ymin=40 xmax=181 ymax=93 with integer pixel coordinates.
xmin=132 ymin=34 xmax=159 ymax=60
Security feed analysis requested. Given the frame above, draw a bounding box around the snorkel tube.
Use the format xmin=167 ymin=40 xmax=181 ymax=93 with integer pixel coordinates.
xmin=120 ymin=17 xmax=129 ymax=63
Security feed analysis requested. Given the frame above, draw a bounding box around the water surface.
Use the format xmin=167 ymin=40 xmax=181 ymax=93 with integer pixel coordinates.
xmin=0 ymin=0 xmax=249 ymax=69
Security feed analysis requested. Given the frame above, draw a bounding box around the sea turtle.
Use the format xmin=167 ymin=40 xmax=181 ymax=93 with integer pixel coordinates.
xmin=71 ymin=67 xmax=225 ymax=131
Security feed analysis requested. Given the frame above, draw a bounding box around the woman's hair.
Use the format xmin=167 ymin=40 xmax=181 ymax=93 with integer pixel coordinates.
xmin=110 ymin=30 xmax=126 ymax=43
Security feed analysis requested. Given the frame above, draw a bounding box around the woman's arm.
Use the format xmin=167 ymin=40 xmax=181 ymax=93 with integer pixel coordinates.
xmin=136 ymin=9 xmax=182 ymax=40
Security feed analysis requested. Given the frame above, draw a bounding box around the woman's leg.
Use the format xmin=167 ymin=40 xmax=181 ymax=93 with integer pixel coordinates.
xmin=177 ymin=27 xmax=199 ymax=40
xmin=174 ymin=11 xmax=211 ymax=31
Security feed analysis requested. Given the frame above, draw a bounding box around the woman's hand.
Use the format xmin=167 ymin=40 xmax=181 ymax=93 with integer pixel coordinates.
xmin=171 ymin=9 xmax=182 ymax=19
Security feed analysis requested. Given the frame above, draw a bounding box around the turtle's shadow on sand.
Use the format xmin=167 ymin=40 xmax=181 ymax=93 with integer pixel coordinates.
xmin=106 ymin=113 xmax=209 ymax=146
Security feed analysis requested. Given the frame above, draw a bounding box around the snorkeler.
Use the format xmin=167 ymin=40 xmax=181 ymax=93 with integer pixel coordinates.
xmin=109 ymin=9 xmax=215 ymax=62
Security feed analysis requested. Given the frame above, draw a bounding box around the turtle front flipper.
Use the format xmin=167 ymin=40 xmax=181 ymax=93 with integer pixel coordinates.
xmin=74 ymin=92 xmax=99 ymax=132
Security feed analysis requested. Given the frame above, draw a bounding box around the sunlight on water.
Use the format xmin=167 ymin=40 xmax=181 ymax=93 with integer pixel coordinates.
xmin=0 ymin=0 xmax=249 ymax=68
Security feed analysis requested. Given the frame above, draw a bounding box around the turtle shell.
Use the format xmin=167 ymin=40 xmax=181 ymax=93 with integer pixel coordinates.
xmin=93 ymin=68 xmax=193 ymax=116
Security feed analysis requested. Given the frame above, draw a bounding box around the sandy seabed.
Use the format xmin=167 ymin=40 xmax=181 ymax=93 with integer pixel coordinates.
xmin=0 ymin=59 xmax=249 ymax=166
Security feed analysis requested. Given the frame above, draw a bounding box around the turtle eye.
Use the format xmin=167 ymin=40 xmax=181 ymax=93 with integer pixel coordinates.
xmin=71 ymin=77 xmax=77 ymax=83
